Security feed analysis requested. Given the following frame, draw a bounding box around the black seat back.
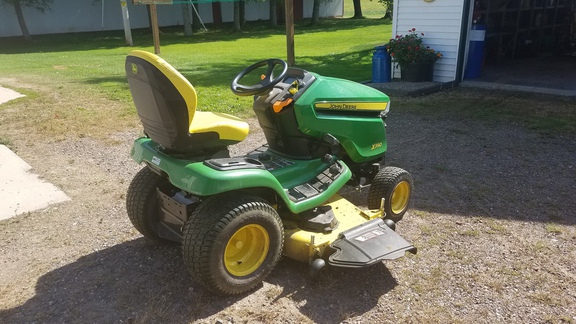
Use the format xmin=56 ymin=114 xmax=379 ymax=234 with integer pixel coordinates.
xmin=126 ymin=50 xmax=207 ymax=152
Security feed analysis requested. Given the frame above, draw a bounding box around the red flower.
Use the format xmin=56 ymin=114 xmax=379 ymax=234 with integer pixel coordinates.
xmin=387 ymin=27 xmax=442 ymax=67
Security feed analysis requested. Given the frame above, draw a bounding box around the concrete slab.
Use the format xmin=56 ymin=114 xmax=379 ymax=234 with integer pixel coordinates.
xmin=0 ymin=145 xmax=70 ymax=220
xmin=0 ymin=86 xmax=25 ymax=104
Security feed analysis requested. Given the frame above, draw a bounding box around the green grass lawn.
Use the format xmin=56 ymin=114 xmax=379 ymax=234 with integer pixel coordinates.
xmin=3 ymin=16 xmax=572 ymax=142
xmin=0 ymin=18 xmax=391 ymax=139
xmin=343 ymin=0 xmax=388 ymax=19
xmin=0 ymin=19 xmax=391 ymax=111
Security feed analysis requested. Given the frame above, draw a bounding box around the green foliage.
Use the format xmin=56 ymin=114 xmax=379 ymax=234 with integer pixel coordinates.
xmin=375 ymin=0 xmax=393 ymax=18
xmin=0 ymin=0 xmax=53 ymax=12
xmin=345 ymin=0 xmax=386 ymax=19
xmin=387 ymin=28 xmax=442 ymax=67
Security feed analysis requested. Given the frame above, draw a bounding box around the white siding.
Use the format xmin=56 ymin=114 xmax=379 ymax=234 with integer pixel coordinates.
xmin=220 ymin=1 xmax=270 ymax=23
xmin=302 ymin=0 xmax=344 ymax=18
xmin=0 ymin=1 xmax=193 ymax=37
xmin=0 ymin=0 xmax=343 ymax=37
xmin=392 ymin=0 xmax=465 ymax=82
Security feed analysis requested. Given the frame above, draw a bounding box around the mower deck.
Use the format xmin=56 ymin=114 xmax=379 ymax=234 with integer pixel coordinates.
xmin=282 ymin=194 xmax=416 ymax=267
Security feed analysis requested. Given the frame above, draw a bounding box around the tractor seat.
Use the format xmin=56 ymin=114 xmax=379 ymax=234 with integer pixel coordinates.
xmin=125 ymin=50 xmax=249 ymax=153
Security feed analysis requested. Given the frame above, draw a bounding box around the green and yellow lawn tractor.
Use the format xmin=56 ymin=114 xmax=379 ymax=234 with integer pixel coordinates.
xmin=124 ymin=50 xmax=416 ymax=295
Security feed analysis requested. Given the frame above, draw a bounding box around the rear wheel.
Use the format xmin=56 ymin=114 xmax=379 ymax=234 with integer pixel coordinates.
xmin=182 ymin=193 xmax=283 ymax=295
xmin=126 ymin=167 xmax=169 ymax=242
xmin=367 ymin=166 xmax=413 ymax=222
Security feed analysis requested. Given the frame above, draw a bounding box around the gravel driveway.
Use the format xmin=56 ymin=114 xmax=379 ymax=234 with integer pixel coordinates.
xmin=0 ymin=88 xmax=574 ymax=323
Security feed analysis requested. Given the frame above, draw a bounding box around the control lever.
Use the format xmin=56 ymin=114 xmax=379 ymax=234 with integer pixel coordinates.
xmin=322 ymin=134 xmax=340 ymax=156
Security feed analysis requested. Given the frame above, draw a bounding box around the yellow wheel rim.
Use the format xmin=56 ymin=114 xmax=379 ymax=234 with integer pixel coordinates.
xmin=391 ymin=180 xmax=411 ymax=214
xmin=224 ymin=224 xmax=269 ymax=277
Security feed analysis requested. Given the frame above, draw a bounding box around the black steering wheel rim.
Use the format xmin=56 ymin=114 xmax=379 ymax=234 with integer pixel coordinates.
xmin=231 ymin=59 xmax=288 ymax=96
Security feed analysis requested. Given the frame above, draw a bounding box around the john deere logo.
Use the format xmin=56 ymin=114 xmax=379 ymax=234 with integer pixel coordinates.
xmin=314 ymin=102 xmax=387 ymax=111
xmin=328 ymin=103 xmax=357 ymax=110
xmin=371 ymin=142 xmax=383 ymax=150
xmin=132 ymin=63 xmax=138 ymax=75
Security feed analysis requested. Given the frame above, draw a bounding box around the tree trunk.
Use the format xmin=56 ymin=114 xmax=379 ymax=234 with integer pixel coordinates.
xmin=147 ymin=5 xmax=153 ymax=33
xmin=240 ymin=0 xmax=246 ymax=27
xmin=233 ymin=2 xmax=241 ymax=31
xmin=278 ymin=2 xmax=285 ymax=24
xmin=13 ymin=0 xmax=32 ymax=41
xmin=182 ymin=3 xmax=192 ymax=36
xmin=191 ymin=2 xmax=201 ymax=30
xmin=269 ymin=0 xmax=277 ymax=27
xmin=311 ymin=0 xmax=320 ymax=25
xmin=383 ymin=0 xmax=393 ymax=19
xmin=352 ymin=0 xmax=363 ymax=19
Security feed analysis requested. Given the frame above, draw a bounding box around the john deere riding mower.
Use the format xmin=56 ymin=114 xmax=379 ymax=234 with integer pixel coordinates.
xmin=124 ymin=50 xmax=416 ymax=295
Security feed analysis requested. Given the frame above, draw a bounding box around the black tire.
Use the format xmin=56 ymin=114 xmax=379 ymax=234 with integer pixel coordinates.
xmin=126 ymin=167 xmax=168 ymax=242
xmin=182 ymin=193 xmax=283 ymax=295
xmin=367 ymin=166 xmax=413 ymax=222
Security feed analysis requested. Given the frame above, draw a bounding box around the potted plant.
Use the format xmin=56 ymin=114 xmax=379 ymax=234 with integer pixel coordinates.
xmin=387 ymin=28 xmax=442 ymax=82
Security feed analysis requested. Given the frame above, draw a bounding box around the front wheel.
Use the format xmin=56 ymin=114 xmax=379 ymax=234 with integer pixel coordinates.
xmin=182 ymin=193 xmax=283 ymax=295
xmin=367 ymin=166 xmax=413 ymax=222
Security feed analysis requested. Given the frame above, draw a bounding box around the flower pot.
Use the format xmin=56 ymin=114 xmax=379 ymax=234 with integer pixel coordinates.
xmin=401 ymin=61 xmax=434 ymax=82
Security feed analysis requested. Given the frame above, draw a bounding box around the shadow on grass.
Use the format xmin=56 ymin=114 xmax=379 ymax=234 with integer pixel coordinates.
xmin=82 ymin=47 xmax=375 ymax=94
xmin=0 ymin=18 xmax=388 ymax=55
xmin=0 ymin=238 xmax=397 ymax=323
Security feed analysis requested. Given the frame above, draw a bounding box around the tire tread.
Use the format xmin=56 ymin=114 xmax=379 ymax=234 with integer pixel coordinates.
xmin=182 ymin=193 xmax=283 ymax=295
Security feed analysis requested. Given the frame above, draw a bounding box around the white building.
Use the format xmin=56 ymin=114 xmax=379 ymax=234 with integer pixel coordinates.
xmin=0 ymin=0 xmax=343 ymax=38
xmin=392 ymin=0 xmax=575 ymax=84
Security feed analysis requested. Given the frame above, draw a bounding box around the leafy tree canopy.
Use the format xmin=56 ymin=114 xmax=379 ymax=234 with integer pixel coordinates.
xmin=0 ymin=0 xmax=53 ymax=12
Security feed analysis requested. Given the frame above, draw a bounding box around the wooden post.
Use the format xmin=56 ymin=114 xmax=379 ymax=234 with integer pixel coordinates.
xmin=150 ymin=4 xmax=161 ymax=54
xmin=285 ymin=0 xmax=295 ymax=66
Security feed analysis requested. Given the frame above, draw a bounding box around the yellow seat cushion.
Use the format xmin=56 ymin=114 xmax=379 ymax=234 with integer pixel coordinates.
xmin=190 ymin=111 xmax=249 ymax=142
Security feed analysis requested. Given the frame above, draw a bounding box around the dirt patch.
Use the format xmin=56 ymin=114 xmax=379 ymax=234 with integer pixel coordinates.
xmin=0 ymin=88 xmax=575 ymax=323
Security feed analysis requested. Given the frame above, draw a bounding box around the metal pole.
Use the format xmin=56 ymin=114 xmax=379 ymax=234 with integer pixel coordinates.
xmin=120 ymin=0 xmax=133 ymax=46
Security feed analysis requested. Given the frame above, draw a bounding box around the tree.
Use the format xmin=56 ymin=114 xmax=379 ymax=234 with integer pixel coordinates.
xmin=232 ymin=0 xmax=247 ymax=32
xmin=269 ymin=0 xmax=278 ymax=27
xmin=311 ymin=0 xmax=320 ymax=25
xmin=191 ymin=2 xmax=202 ymax=30
xmin=352 ymin=0 xmax=363 ymax=19
xmin=311 ymin=0 xmax=333 ymax=25
xmin=1 ymin=0 xmax=53 ymax=41
xmin=240 ymin=0 xmax=246 ymax=26
xmin=182 ymin=3 xmax=192 ymax=36
xmin=233 ymin=1 xmax=241 ymax=31
xmin=379 ymin=0 xmax=393 ymax=19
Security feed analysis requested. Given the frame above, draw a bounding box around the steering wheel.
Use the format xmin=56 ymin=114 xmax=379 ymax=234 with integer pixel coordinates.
xmin=231 ymin=59 xmax=288 ymax=96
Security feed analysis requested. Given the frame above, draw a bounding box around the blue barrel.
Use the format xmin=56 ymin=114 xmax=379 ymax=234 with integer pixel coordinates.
xmin=464 ymin=24 xmax=486 ymax=79
xmin=372 ymin=45 xmax=391 ymax=83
